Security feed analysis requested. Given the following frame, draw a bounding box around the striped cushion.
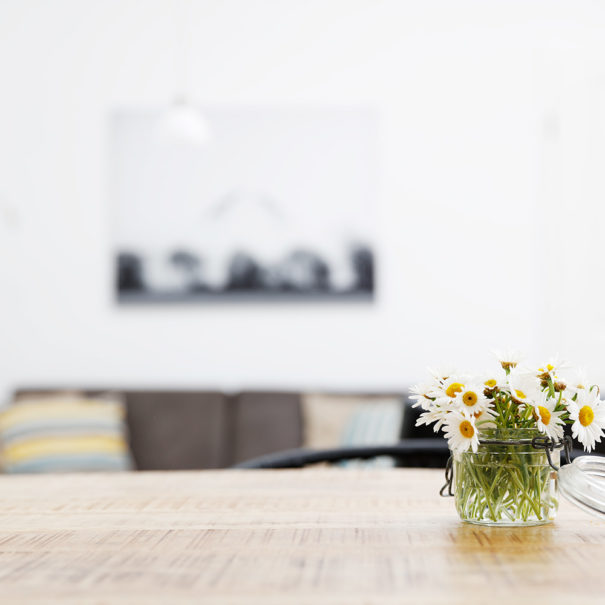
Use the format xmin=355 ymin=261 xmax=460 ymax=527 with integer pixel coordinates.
xmin=302 ymin=394 xmax=404 ymax=468
xmin=0 ymin=396 xmax=133 ymax=473
xmin=340 ymin=401 xmax=404 ymax=468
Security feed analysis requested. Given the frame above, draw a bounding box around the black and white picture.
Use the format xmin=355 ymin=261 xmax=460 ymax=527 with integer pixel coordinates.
xmin=111 ymin=107 xmax=377 ymax=302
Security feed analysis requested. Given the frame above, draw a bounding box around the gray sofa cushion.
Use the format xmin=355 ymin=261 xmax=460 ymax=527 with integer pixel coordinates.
xmin=230 ymin=392 xmax=302 ymax=466
xmin=124 ymin=391 xmax=228 ymax=470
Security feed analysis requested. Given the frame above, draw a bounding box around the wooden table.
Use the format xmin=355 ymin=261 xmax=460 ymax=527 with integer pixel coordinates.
xmin=0 ymin=469 xmax=603 ymax=604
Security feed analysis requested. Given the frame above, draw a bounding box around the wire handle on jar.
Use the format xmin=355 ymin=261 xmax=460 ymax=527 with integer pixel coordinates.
xmin=529 ymin=434 xmax=572 ymax=471
xmin=440 ymin=456 xmax=454 ymax=497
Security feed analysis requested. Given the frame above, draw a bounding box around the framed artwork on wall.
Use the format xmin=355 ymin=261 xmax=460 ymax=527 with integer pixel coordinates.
xmin=111 ymin=106 xmax=378 ymax=303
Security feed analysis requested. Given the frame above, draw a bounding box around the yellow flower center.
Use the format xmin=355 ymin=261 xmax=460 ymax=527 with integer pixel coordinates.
xmin=515 ymin=389 xmax=526 ymax=400
xmin=462 ymin=391 xmax=478 ymax=407
xmin=459 ymin=420 xmax=475 ymax=438
xmin=537 ymin=406 xmax=551 ymax=425
xmin=484 ymin=379 xmax=497 ymax=388
xmin=546 ymin=364 xmax=554 ymax=371
xmin=445 ymin=382 xmax=464 ymax=398
xmin=577 ymin=384 xmax=585 ymax=389
xmin=579 ymin=405 xmax=594 ymax=427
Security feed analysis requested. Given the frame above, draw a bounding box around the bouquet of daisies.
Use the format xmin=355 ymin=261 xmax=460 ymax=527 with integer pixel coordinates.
xmin=410 ymin=352 xmax=605 ymax=456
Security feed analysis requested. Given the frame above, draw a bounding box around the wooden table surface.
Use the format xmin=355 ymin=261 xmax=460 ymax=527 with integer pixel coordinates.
xmin=0 ymin=468 xmax=603 ymax=604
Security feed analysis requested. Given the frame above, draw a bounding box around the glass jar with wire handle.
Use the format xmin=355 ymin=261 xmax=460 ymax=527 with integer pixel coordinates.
xmin=441 ymin=429 xmax=571 ymax=526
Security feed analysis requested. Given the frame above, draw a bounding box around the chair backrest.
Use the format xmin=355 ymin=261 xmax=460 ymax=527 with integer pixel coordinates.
xmin=233 ymin=441 xmax=450 ymax=469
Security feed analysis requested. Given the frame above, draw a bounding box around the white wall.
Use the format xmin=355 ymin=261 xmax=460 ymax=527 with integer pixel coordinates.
xmin=2 ymin=0 xmax=605 ymax=397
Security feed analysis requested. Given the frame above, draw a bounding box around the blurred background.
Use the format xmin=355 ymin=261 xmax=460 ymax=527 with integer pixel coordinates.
xmin=1 ymin=0 xmax=605 ymax=471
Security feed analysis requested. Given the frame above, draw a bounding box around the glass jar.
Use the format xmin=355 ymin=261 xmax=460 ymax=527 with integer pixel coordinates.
xmin=453 ymin=429 xmax=560 ymax=526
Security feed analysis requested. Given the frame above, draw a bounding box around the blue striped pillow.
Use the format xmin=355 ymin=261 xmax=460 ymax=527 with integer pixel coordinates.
xmin=339 ymin=401 xmax=404 ymax=468
xmin=0 ymin=396 xmax=133 ymax=473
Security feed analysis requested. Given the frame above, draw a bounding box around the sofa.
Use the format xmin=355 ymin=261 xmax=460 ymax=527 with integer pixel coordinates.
xmin=13 ymin=388 xmax=597 ymax=470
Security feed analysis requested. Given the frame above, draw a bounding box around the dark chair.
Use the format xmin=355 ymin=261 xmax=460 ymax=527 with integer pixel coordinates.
xmin=232 ymin=439 xmax=450 ymax=469
xmin=397 ymin=400 xmax=450 ymax=467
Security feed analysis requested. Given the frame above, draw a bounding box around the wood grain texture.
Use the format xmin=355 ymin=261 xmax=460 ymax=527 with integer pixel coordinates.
xmin=0 ymin=469 xmax=602 ymax=604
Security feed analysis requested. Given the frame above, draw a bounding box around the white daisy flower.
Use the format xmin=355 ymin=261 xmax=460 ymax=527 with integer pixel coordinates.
xmin=454 ymin=384 xmax=490 ymax=417
xmin=415 ymin=405 xmax=449 ymax=433
xmin=537 ymin=355 xmax=571 ymax=379
xmin=568 ymin=388 xmax=605 ymax=452
xmin=507 ymin=369 xmax=541 ymax=406
xmin=492 ymin=349 xmax=523 ymax=371
xmin=562 ymin=367 xmax=591 ymax=396
xmin=444 ymin=411 xmax=479 ymax=455
xmin=483 ymin=378 xmax=498 ymax=389
xmin=409 ymin=382 xmax=437 ymax=410
xmin=433 ymin=376 xmax=468 ymax=405
xmin=532 ymin=392 xmax=565 ymax=441
xmin=481 ymin=374 xmax=506 ymax=391
xmin=426 ymin=366 xmax=457 ymax=383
